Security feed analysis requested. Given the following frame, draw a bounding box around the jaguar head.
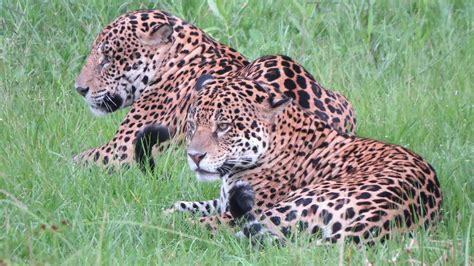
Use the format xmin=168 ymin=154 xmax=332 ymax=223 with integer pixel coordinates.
xmin=75 ymin=10 xmax=175 ymax=116
xmin=186 ymin=76 xmax=291 ymax=181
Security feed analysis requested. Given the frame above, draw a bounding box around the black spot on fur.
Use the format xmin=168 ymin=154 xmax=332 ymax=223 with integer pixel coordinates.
xmin=332 ymin=222 xmax=342 ymax=234
xmin=297 ymin=90 xmax=311 ymax=109
xmin=276 ymin=206 xmax=291 ymax=213
xmin=285 ymin=210 xmax=297 ymax=221
xmin=344 ymin=207 xmax=356 ymax=219
xmin=270 ymin=216 xmax=281 ymax=225
xmin=264 ymin=69 xmax=280 ymax=82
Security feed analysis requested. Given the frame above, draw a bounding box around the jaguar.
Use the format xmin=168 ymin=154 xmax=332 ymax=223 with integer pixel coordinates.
xmin=168 ymin=75 xmax=442 ymax=245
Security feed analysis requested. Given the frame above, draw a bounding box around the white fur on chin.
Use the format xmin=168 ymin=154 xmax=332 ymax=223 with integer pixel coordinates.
xmin=196 ymin=171 xmax=221 ymax=182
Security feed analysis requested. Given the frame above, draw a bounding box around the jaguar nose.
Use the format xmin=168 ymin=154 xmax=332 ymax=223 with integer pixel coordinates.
xmin=76 ymin=86 xmax=89 ymax=97
xmin=188 ymin=152 xmax=207 ymax=166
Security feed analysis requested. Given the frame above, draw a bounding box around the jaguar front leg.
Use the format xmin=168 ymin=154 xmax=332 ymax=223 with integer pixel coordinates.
xmin=72 ymin=140 xmax=134 ymax=169
xmin=73 ymin=94 xmax=177 ymax=170
xmin=234 ymin=211 xmax=285 ymax=247
xmin=164 ymin=199 xmax=222 ymax=216
xmin=197 ymin=212 xmax=235 ymax=231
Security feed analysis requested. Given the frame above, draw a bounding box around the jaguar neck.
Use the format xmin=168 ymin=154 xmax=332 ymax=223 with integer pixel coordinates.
xmin=274 ymin=105 xmax=337 ymax=162
xmin=147 ymin=38 xmax=247 ymax=92
xmin=231 ymin=104 xmax=342 ymax=181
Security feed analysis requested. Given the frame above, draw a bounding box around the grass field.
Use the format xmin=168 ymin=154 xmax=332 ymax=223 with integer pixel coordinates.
xmin=1 ymin=0 xmax=473 ymax=264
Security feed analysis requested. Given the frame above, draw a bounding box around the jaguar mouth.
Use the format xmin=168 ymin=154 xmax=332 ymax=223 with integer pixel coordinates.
xmin=97 ymin=93 xmax=123 ymax=112
xmin=89 ymin=92 xmax=123 ymax=115
xmin=216 ymin=162 xmax=236 ymax=176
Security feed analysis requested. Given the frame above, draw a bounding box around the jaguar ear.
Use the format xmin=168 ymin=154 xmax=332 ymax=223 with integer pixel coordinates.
xmin=256 ymin=82 xmax=292 ymax=120
xmin=269 ymin=96 xmax=292 ymax=110
xmin=266 ymin=96 xmax=292 ymax=119
xmin=140 ymin=23 xmax=173 ymax=46
xmin=195 ymin=75 xmax=214 ymax=91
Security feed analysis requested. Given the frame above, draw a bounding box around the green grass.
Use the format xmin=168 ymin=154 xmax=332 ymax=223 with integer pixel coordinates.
xmin=1 ymin=0 xmax=472 ymax=264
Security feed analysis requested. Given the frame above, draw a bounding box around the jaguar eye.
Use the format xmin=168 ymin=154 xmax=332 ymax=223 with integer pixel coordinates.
xmin=186 ymin=121 xmax=196 ymax=133
xmin=99 ymin=56 xmax=111 ymax=69
xmin=216 ymin=123 xmax=231 ymax=132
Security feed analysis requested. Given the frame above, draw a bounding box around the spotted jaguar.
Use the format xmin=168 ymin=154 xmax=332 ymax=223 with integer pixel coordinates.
xmin=167 ymin=75 xmax=442 ymax=245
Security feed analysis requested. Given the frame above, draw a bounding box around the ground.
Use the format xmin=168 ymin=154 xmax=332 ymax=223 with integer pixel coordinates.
xmin=0 ymin=0 xmax=472 ymax=264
